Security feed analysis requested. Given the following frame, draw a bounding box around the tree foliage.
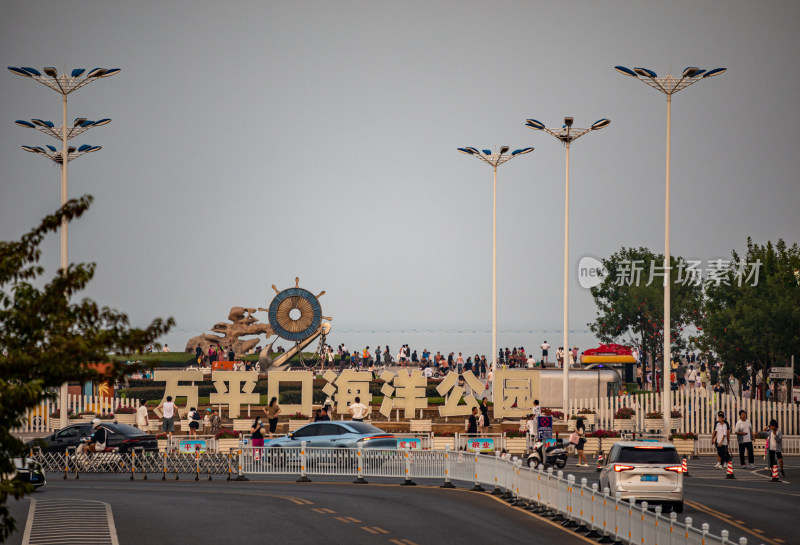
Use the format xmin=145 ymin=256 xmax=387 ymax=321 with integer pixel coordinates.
xmin=588 ymin=247 xmax=704 ymax=364
xmin=0 ymin=196 xmax=173 ymax=541
xmin=699 ymin=238 xmax=800 ymax=393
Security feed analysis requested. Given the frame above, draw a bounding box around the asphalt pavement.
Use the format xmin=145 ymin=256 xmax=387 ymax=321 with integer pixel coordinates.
xmin=6 ymin=477 xmax=591 ymax=545
xmin=5 ymin=457 xmax=797 ymax=545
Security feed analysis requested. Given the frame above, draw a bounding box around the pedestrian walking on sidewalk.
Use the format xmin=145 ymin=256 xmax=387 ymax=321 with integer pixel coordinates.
xmin=734 ymin=410 xmax=755 ymax=469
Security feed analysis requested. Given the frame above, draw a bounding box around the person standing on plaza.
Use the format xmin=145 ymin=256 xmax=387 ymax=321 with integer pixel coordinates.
xmin=135 ymin=400 xmax=149 ymax=430
xmin=375 ymin=346 xmax=382 ymax=365
xmin=187 ymin=407 xmax=201 ymax=436
xmin=713 ymin=411 xmax=731 ymax=469
xmin=466 ymin=406 xmax=479 ymax=436
xmin=676 ymin=362 xmax=686 ymax=391
xmin=734 ymin=410 xmax=755 ymax=469
xmin=251 ymin=416 xmax=266 ymax=448
xmin=479 ymin=356 xmax=487 ymax=379
xmin=349 ymin=396 xmax=368 ymax=422
xmin=264 ymin=397 xmax=281 ymax=439
xmin=456 ymin=352 xmax=464 ymax=374
xmin=686 ymin=365 xmax=697 ymax=390
xmin=480 ymin=398 xmax=491 ymax=434
xmin=763 ymin=419 xmax=784 ymax=476
xmin=210 ymin=409 xmax=221 ymax=435
xmin=157 ymin=395 xmax=176 ymax=441
xmin=555 ymin=347 xmax=564 ymax=368
xmin=575 ymin=417 xmax=588 ymax=467
xmin=540 ymin=340 xmax=550 ymax=365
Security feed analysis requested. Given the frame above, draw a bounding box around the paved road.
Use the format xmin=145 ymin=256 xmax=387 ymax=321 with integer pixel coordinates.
xmin=6 ymin=457 xmax=797 ymax=545
xmin=6 ymin=478 xmax=591 ymax=545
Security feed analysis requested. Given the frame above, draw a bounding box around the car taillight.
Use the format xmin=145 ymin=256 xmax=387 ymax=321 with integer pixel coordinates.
xmin=358 ymin=435 xmax=393 ymax=442
xmin=614 ymin=464 xmax=635 ymax=472
xmin=664 ymin=466 xmax=684 ymax=473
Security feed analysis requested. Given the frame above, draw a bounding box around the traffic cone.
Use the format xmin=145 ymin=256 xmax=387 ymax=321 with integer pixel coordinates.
xmin=771 ymin=465 xmax=781 ymax=483
xmin=681 ymin=458 xmax=689 ymax=477
xmin=596 ymin=452 xmax=603 ymax=472
xmin=726 ymin=460 xmax=735 ymax=479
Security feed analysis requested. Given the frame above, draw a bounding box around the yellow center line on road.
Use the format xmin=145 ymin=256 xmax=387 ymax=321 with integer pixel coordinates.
xmin=361 ymin=526 xmax=390 ymax=534
xmin=389 ymin=539 xmax=418 ymax=545
xmin=684 ymin=500 xmax=783 ymax=545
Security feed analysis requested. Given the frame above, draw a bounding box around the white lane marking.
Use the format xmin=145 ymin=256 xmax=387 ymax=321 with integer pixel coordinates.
xmin=22 ymin=499 xmax=118 ymax=545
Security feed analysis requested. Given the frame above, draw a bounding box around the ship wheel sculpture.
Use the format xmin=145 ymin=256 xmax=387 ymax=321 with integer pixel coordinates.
xmin=258 ymin=278 xmax=331 ymax=370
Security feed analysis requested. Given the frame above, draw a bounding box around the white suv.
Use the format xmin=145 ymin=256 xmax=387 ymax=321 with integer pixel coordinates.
xmin=599 ymin=441 xmax=684 ymax=513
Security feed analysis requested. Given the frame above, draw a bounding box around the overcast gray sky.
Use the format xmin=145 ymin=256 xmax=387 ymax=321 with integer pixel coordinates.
xmin=2 ymin=1 xmax=798 ymax=354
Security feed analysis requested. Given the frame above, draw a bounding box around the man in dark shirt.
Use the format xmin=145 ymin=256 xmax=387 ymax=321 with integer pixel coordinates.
xmin=318 ymin=407 xmax=331 ymax=421
xmin=466 ymin=407 xmax=479 ymax=435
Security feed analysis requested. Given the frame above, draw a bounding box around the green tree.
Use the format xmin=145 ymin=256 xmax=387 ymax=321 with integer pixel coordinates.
xmin=588 ymin=247 xmax=704 ymax=375
xmin=0 ymin=196 xmax=173 ymax=541
xmin=699 ymin=238 xmax=800 ymax=396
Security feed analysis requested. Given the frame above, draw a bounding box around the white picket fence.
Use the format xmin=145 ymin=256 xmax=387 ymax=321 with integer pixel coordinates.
xmin=15 ymin=395 xmax=140 ymax=433
xmin=566 ymin=390 xmax=800 ymax=435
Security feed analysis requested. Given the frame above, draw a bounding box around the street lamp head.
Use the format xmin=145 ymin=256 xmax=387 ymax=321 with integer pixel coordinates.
xmin=8 ymin=66 xmax=32 ymax=77
xmin=71 ymin=68 xmax=86 ymax=77
xmin=15 ymin=120 xmax=36 ymax=128
xmin=93 ymin=118 xmax=111 ymax=126
xmin=614 ymin=65 xmax=638 ymax=77
xmin=525 ymin=118 xmax=546 ymax=130
xmin=511 ymin=147 xmax=533 ymax=156
xmin=21 ymin=67 xmax=42 ymax=76
xmin=703 ymin=67 xmax=727 ymax=78
xmin=499 ymin=146 xmax=510 ymax=155
xmin=32 ymin=119 xmax=54 ymax=128
xmin=591 ymin=118 xmax=611 ymax=130
xmin=633 ymin=67 xmax=657 ymax=78
xmin=21 ymin=145 xmax=41 ymax=153
xmin=482 ymin=149 xmax=492 ymax=155
xmin=43 ymin=67 xmax=58 ymax=77
xmin=73 ymin=117 xmax=88 ymax=126
xmin=99 ymin=68 xmax=121 ymax=78
xmin=87 ymin=68 xmax=107 ymax=78
xmin=563 ymin=117 xmax=574 ymax=128
xmin=682 ymin=67 xmax=704 ymax=78
xmin=457 ymin=147 xmax=476 ymax=155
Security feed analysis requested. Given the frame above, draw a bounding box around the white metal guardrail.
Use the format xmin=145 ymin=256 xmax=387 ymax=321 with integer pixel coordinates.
xmin=234 ymin=444 xmax=756 ymax=545
xmin=33 ymin=444 xmax=757 ymax=545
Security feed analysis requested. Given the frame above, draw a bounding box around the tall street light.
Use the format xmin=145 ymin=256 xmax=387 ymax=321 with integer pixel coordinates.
xmin=457 ymin=146 xmax=534 ymax=377
xmin=9 ymin=65 xmax=120 ymax=429
xmin=615 ymin=65 xmax=726 ymax=435
xmin=524 ymin=117 xmax=610 ymax=415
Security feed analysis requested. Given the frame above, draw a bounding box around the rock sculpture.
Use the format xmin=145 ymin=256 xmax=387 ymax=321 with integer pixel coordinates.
xmin=184 ymin=306 xmax=274 ymax=357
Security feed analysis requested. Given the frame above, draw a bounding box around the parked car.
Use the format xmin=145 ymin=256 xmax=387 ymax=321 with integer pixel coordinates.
xmin=27 ymin=422 xmax=158 ymax=453
xmin=598 ymin=441 xmax=684 ymax=513
xmin=266 ymin=421 xmax=396 ymax=449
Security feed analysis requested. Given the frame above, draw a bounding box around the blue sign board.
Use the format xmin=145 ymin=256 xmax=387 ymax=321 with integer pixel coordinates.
xmin=466 ymin=437 xmax=495 ymax=452
xmin=178 ymin=439 xmax=207 ymax=454
xmin=397 ymin=438 xmax=422 ymax=450
xmin=537 ymin=416 xmax=553 ymax=440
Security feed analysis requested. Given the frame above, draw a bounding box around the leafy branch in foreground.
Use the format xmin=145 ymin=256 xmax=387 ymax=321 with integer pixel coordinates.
xmin=0 ymin=195 xmax=174 ymax=541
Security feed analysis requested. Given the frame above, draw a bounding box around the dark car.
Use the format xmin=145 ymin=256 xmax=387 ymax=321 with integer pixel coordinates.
xmin=27 ymin=422 xmax=158 ymax=453
xmin=266 ymin=421 xmax=396 ymax=449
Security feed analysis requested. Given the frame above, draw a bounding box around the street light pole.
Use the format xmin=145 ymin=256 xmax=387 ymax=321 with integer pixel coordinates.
xmin=615 ymin=65 xmax=726 ymax=435
xmin=457 ymin=147 xmax=534 ymax=379
xmin=10 ymin=65 xmax=119 ymax=429
xmin=524 ymin=117 xmax=610 ymax=415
